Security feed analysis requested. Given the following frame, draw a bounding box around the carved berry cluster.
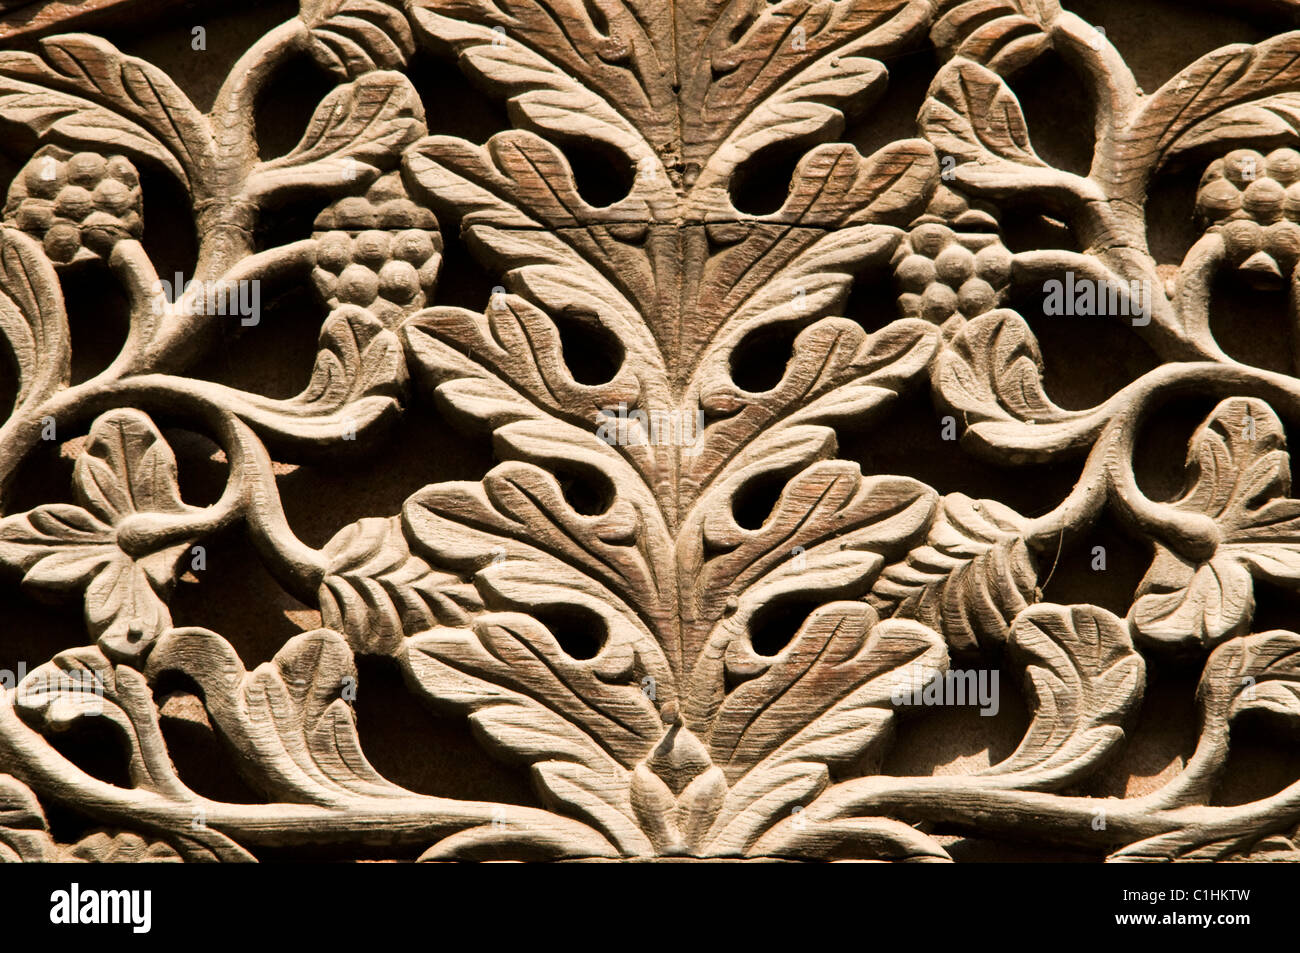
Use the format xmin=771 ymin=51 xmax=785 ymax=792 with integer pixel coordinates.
xmin=312 ymin=173 xmax=441 ymax=326
xmin=3 ymin=147 xmax=142 ymax=263
xmin=1197 ymin=148 xmax=1300 ymax=281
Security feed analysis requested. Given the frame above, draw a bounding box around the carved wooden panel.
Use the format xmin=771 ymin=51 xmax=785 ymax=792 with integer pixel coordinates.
xmin=3 ymin=0 xmax=1300 ymax=863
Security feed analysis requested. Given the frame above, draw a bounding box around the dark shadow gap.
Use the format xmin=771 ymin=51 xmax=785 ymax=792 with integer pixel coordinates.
xmin=729 ymin=321 xmax=798 ymax=392
xmin=840 ymin=387 xmax=1081 ymax=520
xmin=405 ymin=50 xmax=513 ymax=145
xmin=253 ymin=52 xmax=339 ymax=164
xmin=729 ymin=139 xmax=808 ymax=217
xmin=532 ymin=603 xmax=606 ymax=661
xmin=351 ymin=655 xmax=540 ymax=806
xmin=1209 ymin=274 xmax=1292 ymax=376
xmin=553 ymin=310 xmax=623 ymax=385
xmin=747 ymin=595 xmax=823 ymax=657
xmin=1006 ymin=279 xmax=1161 ymax=412
xmin=61 ymin=261 xmax=129 ymax=387
xmin=1036 ymin=509 xmax=1149 ymax=617
xmin=1004 ymin=49 xmax=1095 ymax=179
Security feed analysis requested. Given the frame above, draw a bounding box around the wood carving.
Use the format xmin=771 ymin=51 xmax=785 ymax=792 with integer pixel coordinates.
xmin=0 ymin=0 xmax=1299 ymax=862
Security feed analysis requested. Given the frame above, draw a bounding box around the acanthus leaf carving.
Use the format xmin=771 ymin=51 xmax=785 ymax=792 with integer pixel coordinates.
xmin=300 ymin=0 xmax=416 ymax=77
xmin=1130 ymin=397 xmax=1300 ymax=649
xmin=3 ymin=0 xmax=1300 ymax=865
xmin=0 ymin=774 xmax=54 ymax=862
xmin=982 ymin=604 xmax=1144 ymax=787
xmin=869 ymin=493 xmax=1039 ymax=655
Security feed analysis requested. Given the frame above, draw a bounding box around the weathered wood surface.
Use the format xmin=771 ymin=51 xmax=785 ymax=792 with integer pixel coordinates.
xmin=0 ymin=0 xmax=1297 ymax=862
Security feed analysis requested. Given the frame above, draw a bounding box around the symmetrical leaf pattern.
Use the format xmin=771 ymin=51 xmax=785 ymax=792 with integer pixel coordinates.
xmin=0 ymin=0 xmax=1299 ymax=863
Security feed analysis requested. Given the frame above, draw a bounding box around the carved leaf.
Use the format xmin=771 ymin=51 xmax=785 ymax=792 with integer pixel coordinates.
xmin=0 ymin=504 xmax=116 ymax=592
xmin=300 ymin=0 xmax=416 ymax=76
xmin=1108 ymin=831 xmax=1260 ymax=863
xmin=0 ymin=775 xmax=55 ymax=862
xmin=1112 ymin=33 xmax=1300 ymax=194
xmin=931 ymin=0 xmax=1059 ymax=68
xmin=705 ymin=761 xmax=829 ymax=856
xmin=0 ymin=410 xmax=192 ymax=658
xmin=1110 ymin=631 xmax=1300 ymax=862
xmin=681 ymin=0 xmax=931 ymax=170
xmin=1131 ymin=398 xmax=1300 ymax=648
xmin=61 ymin=830 xmax=183 ymax=862
xmin=406 ymin=130 xmax=663 ymax=228
xmin=1177 ymin=398 xmax=1300 ymax=554
xmin=688 ymin=316 xmax=937 ymax=504
xmin=408 ymin=3 xmax=666 ymax=165
xmin=921 ymin=57 xmax=1045 ymax=169
xmin=404 ymin=136 xmax=669 ymax=379
xmin=417 ymin=815 xmax=619 ymax=860
xmin=0 ymin=35 xmax=215 ymax=193
xmin=402 ymin=616 xmax=660 ymax=855
xmin=1199 ymin=629 xmax=1300 ymax=727
xmin=533 ymin=760 xmax=649 ymax=855
xmin=243 ymin=71 xmax=425 ymax=202
xmin=1110 ymin=806 xmax=1300 ymax=863
xmin=13 ymin=645 xmax=255 ymax=860
xmin=750 ymin=812 xmax=953 ymax=861
xmin=700 ymin=53 xmax=889 ymax=189
xmin=72 ymin=409 xmax=191 ymax=656
xmin=0 ymin=227 xmax=69 ymax=415
xmin=407 ymin=618 xmax=664 ymax=768
xmin=1130 ymin=551 xmax=1254 ymax=649
xmin=319 ymin=516 xmax=482 ymax=655
xmin=694 ymin=140 xmax=940 ymax=224
xmin=83 ymin=555 xmax=183 ymax=660
xmin=146 ymin=628 xmax=411 ymax=806
xmin=1165 ymin=92 xmax=1300 ymax=156
xmin=75 ymin=408 xmax=187 ymax=521
xmin=18 ymin=646 xmax=189 ymax=796
xmin=709 ymin=606 xmax=945 ymax=782
xmin=870 ymin=493 xmax=1038 ymax=654
xmin=690 ymin=225 xmax=902 ymax=372
xmin=403 ymin=463 xmax=675 ymax=664
xmin=404 ymin=291 xmax=649 ymax=454
xmin=932 ymin=309 xmax=1079 ymax=453
xmin=984 ymin=604 xmax=1144 ymax=787
xmin=686 ymin=462 xmax=938 ymax=669
xmin=219 ymin=306 xmax=407 ymax=452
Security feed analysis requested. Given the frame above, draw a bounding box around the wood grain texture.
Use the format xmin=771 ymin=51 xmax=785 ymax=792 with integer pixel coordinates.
xmin=0 ymin=0 xmax=1298 ymax=862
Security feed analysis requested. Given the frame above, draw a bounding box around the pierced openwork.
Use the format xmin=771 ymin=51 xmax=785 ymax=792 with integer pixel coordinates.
xmin=0 ymin=0 xmax=1298 ymax=862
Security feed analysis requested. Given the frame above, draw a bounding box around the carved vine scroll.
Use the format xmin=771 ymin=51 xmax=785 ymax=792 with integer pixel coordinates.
xmin=1 ymin=0 xmax=1300 ymax=862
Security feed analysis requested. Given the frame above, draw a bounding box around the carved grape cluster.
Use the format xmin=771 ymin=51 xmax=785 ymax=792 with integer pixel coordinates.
xmin=3 ymin=147 xmax=142 ymax=264
xmin=1196 ymin=148 xmax=1300 ymax=282
xmin=893 ymin=190 xmax=1012 ymax=329
xmin=311 ymin=172 xmax=441 ymax=327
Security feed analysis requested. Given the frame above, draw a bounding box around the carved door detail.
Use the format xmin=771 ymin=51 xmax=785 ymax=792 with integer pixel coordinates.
xmin=0 ymin=0 xmax=1299 ymax=862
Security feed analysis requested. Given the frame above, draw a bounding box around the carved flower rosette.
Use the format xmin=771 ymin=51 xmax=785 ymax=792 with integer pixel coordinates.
xmin=0 ymin=0 xmax=1298 ymax=863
